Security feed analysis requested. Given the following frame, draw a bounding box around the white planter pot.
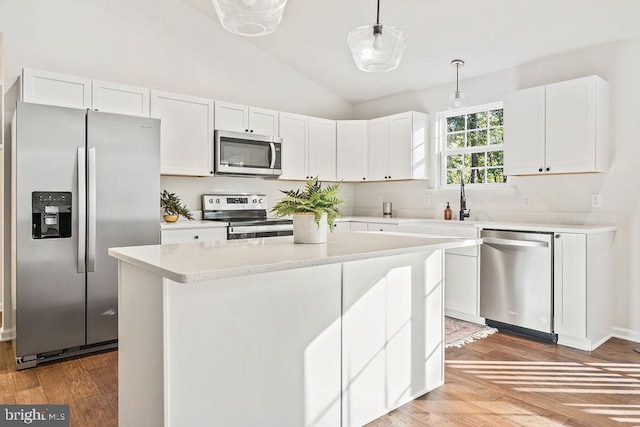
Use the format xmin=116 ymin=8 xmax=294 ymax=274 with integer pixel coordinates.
xmin=293 ymin=213 xmax=328 ymax=244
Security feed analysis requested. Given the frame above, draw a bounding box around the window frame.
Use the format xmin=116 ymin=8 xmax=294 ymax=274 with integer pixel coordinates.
xmin=437 ymin=101 xmax=506 ymax=189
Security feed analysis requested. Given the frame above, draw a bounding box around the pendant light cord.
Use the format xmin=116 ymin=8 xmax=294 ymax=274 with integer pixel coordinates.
xmin=376 ymin=0 xmax=380 ymax=25
xmin=456 ymin=64 xmax=459 ymax=93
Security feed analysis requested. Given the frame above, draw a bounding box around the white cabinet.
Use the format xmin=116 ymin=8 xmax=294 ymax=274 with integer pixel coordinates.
xmin=366 ymin=223 xmax=398 ymax=232
xmin=214 ymin=101 xmax=279 ymax=136
xmin=367 ymin=112 xmax=428 ymax=181
xmin=350 ymin=222 xmax=368 ymax=232
xmin=151 ymin=90 xmax=214 ymax=177
xmin=21 ymin=68 xmax=150 ymax=117
xmin=337 ymin=121 xmax=368 ymax=182
xmin=398 ymin=223 xmax=482 ymax=324
xmin=342 ymin=251 xmax=444 ymax=427
xmin=553 ymin=231 xmax=614 ymax=351
xmin=92 ymin=80 xmax=150 ymax=117
xmin=161 ymin=227 xmax=227 ymax=244
xmin=332 ymin=221 xmax=351 ymax=232
xmin=504 ymin=75 xmax=609 ymax=175
xmin=279 ymin=112 xmax=336 ymax=181
xmin=21 ymin=68 xmax=91 ymax=109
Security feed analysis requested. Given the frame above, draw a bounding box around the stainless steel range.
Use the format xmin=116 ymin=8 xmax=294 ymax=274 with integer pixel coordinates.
xmin=202 ymin=193 xmax=293 ymax=239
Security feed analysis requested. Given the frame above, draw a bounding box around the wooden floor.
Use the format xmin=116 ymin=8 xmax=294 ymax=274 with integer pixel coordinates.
xmin=0 ymin=333 xmax=638 ymax=426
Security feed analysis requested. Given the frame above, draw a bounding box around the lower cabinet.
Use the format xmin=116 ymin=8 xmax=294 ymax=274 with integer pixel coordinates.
xmin=332 ymin=221 xmax=351 ymax=232
xmin=160 ymin=227 xmax=227 ymax=244
xmin=553 ymin=231 xmax=615 ymax=350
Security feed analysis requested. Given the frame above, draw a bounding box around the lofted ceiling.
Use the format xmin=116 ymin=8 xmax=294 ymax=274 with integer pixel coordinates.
xmin=181 ymin=0 xmax=640 ymax=104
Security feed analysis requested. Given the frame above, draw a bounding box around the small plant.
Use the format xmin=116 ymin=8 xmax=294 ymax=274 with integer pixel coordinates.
xmin=160 ymin=190 xmax=194 ymax=220
xmin=271 ymin=177 xmax=343 ymax=230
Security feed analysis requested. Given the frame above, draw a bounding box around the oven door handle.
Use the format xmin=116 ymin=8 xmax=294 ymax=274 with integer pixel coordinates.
xmin=230 ymin=224 xmax=292 ymax=234
xmin=269 ymin=142 xmax=276 ymax=169
xmin=482 ymin=237 xmax=548 ymax=248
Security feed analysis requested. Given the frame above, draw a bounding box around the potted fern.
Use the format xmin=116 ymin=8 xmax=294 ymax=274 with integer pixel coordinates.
xmin=161 ymin=190 xmax=194 ymax=223
xmin=271 ymin=177 xmax=343 ymax=244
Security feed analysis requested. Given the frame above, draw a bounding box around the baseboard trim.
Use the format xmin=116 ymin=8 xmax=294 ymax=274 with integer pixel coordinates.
xmin=612 ymin=326 xmax=640 ymax=344
xmin=0 ymin=327 xmax=16 ymax=342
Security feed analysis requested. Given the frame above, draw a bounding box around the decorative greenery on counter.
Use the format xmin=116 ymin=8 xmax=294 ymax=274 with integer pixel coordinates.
xmin=271 ymin=177 xmax=343 ymax=230
xmin=160 ymin=190 xmax=194 ymax=220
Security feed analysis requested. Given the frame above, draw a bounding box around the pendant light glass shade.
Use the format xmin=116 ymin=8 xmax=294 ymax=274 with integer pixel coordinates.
xmin=348 ymin=0 xmax=408 ymax=72
xmin=448 ymin=59 xmax=466 ymax=110
xmin=212 ymin=0 xmax=288 ymax=36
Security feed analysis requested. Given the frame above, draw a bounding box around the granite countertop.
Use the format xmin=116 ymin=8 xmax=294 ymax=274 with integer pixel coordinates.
xmin=109 ymin=232 xmax=481 ymax=284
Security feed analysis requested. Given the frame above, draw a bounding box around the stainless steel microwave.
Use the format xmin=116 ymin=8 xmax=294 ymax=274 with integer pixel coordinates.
xmin=214 ymin=130 xmax=282 ymax=177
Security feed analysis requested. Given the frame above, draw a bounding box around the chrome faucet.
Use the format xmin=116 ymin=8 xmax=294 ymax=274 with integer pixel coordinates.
xmin=459 ymin=177 xmax=470 ymax=221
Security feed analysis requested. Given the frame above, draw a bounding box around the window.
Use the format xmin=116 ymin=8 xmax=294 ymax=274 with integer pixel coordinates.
xmin=439 ymin=103 xmax=506 ymax=187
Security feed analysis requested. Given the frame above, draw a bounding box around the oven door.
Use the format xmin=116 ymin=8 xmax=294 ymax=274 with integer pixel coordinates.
xmin=228 ymin=224 xmax=293 ymax=240
xmin=215 ymin=130 xmax=282 ymax=177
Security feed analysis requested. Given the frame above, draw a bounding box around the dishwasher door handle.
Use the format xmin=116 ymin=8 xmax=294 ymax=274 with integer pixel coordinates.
xmin=482 ymin=237 xmax=549 ymax=248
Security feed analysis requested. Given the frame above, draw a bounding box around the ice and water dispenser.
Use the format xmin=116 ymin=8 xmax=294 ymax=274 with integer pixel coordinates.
xmin=32 ymin=192 xmax=72 ymax=239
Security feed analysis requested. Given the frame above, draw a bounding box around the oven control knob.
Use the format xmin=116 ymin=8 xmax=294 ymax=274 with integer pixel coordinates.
xmin=208 ymin=198 xmax=213 ymax=204
xmin=258 ymin=198 xmax=264 ymax=204
xmin=216 ymin=198 xmax=221 ymax=204
xmin=252 ymin=198 xmax=257 ymax=204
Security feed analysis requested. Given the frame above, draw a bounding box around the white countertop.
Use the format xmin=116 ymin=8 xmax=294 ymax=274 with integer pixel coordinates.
xmin=160 ymin=220 xmax=227 ymax=230
xmin=109 ymin=232 xmax=481 ymax=284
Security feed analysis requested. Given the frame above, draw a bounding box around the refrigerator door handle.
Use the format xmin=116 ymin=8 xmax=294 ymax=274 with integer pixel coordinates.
xmin=87 ymin=147 xmax=97 ymax=272
xmin=77 ymin=147 xmax=86 ymax=273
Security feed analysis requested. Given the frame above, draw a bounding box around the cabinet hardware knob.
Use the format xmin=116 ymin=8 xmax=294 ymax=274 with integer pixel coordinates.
xmin=194 ymin=235 xmax=199 ymax=240
xmin=362 ymin=177 xmax=366 ymax=180
xmin=555 ymin=234 xmax=560 ymax=239
xmin=538 ymin=168 xmax=543 ymax=172
xmin=245 ymin=129 xmax=249 ymax=132
xmin=546 ymin=167 xmax=550 ymax=172
xmin=250 ymin=129 xmax=254 ymax=133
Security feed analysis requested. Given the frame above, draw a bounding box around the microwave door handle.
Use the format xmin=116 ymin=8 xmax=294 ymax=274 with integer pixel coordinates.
xmin=269 ymin=142 xmax=276 ymax=169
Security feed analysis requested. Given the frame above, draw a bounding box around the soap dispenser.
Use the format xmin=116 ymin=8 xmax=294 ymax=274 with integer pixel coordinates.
xmin=444 ymin=202 xmax=452 ymax=220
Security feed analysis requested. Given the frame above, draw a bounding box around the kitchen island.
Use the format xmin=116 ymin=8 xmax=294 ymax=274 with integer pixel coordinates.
xmin=109 ymin=232 xmax=481 ymax=427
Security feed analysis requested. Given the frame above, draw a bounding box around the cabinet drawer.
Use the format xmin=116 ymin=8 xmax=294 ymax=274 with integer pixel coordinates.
xmin=161 ymin=228 xmax=227 ymax=244
xmin=366 ymin=223 xmax=398 ymax=232
xmin=332 ymin=222 xmax=351 ymax=232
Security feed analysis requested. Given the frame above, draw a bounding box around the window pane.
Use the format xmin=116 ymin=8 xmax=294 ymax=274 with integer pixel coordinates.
xmin=470 ymin=168 xmax=486 ymax=184
xmin=447 ymin=154 xmax=463 ymax=169
xmin=488 ymin=109 xmax=503 ymax=126
xmin=487 ymin=151 xmax=503 ymax=166
xmin=447 ymin=133 xmax=465 ymax=149
xmin=467 ymin=112 xmax=487 ymax=130
xmin=489 ymin=128 xmax=503 ymax=145
xmin=487 ymin=168 xmax=506 ymax=183
xmin=469 ymin=152 xmax=486 ymax=167
xmin=468 ymin=129 xmax=487 ymax=147
xmin=447 ymin=170 xmax=462 ymax=184
xmin=447 ymin=116 xmax=465 ymax=132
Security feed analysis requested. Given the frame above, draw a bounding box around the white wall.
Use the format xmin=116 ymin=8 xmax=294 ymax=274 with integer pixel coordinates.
xmin=351 ymin=37 xmax=640 ymax=340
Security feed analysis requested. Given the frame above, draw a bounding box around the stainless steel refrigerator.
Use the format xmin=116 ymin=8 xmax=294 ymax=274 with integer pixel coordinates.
xmin=12 ymin=101 xmax=160 ymax=368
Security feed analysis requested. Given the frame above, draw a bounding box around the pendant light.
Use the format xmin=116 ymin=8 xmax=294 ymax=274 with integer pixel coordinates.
xmin=448 ymin=59 xmax=466 ymax=110
xmin=347 ymin=0 xmax=408 ymax=73
xmin=212 ymin=0 xmax=288 ymax=36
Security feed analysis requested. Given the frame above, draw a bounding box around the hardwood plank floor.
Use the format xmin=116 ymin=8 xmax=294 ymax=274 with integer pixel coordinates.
xmin=0 ymin=333 xmax=638 ymax=426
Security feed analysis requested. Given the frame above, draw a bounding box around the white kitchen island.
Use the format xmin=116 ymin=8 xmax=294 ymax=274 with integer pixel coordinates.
xmin=109 ymin=232 xmax=481 ymax=427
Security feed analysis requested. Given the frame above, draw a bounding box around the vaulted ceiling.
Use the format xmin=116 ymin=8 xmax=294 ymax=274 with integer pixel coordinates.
xmin=182 ymin=0 xmax=640 ymax=104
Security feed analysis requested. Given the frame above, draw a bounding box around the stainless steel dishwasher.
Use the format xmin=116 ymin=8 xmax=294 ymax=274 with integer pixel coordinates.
xmin=480 ymin=229 xmax=557 ymax=342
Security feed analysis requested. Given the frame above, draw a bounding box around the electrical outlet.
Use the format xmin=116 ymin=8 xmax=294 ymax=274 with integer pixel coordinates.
xmin=423 ymin=193 xmax=431 ymax=206
xmin=591 ymin=193 xmax=602 ymax=208
xmin=377 ymin=195 xmax=383 ymax=204
xmin=520 ymin=195 xmax=530 ymax=206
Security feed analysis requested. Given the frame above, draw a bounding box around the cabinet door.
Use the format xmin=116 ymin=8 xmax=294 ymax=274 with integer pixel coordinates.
xmin=214 ymin=101 xmax=248 ymax=133
xmin=248 ymin=107 xmax=279 ymax=136
xmin=21 ymin=68 xmax=91 ymax=109
xmin=388 ymin=112 xmax=413 ymax=180
xmin=444 ymin=254 xmax=478 ymax=317
xmin=337 ymin=120 xmax=368 ymax=182
xmin=92 ymin=80 xmax=150 ymax=117
xmin=553 ymin=233 xmax=587 ymax=339
xmin=308 ymin=117 xmax=336 ymax=181
xmin=366 ymin=223 xmax=398 ymax=232
xmin=545 ymin=77 xmax=596 ymax=173
xmin=350 ymin=222 xmax=368 ymax=232
xmin=279 ymin=112 xmax=308 ymax=180
xmin=332 ymin=222 xmax=351 ymax=232
xmin=503 ymin=86 xmax=545 ymax=175
xmin=151 ymin=90 xmax=214 ymax=177
xmin=368 ymin=117 xmax=389 ymax=181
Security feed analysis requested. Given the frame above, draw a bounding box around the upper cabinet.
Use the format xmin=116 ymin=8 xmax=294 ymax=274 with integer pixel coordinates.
xmin=279 ymin=112 xmax=336 ymax=181
xmin=21 ymin=68 xmax=150 ymax=117
xmin=150 ymin=90 xmax=214 ymax=177
xmin=92 ymin=80 xmax=150 ymax=117
xmin=504 ymin=75 xmax=609 ymax=176
xmin=367 ymin=112 xmax=428 ymax=181
xmin=336 ymin=120 xmax=368 ymax=182
xmin=214 ymin=101 xmax=279 ymax=136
